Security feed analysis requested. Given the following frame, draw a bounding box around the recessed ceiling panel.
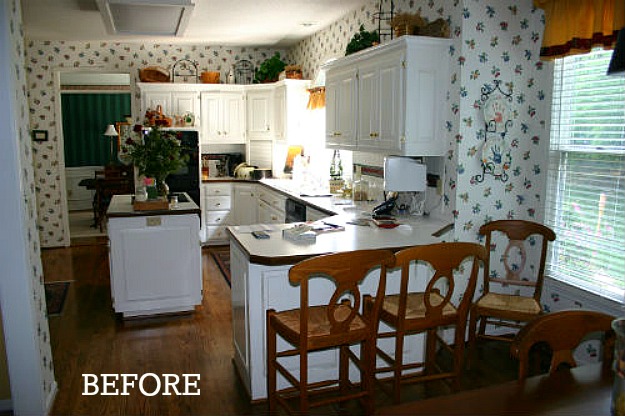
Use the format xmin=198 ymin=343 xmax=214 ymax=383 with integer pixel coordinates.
xmin=98 ymin=0 xmax=194 ymax=36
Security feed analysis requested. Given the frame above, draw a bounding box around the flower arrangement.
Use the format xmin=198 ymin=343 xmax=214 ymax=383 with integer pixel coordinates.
xmin=123 ymin=125 xmax=189 ymax=197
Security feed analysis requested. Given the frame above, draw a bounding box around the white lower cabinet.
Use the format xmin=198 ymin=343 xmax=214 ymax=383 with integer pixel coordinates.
xmin=256 ymin=187 xmax=285 ymax=224
xmin=233 ymin=183 xmax=257 ymax=226
xmin=204 ymin=183 xmax=233 ymax=245
xmin=108 ymin=213 xmax=202 ymax=317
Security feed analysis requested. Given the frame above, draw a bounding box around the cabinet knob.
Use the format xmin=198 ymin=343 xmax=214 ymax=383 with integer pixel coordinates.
xmin=217 ymin=131 xmax=222 ymax=135
xmin=266 ymin=125 xmax=270 ymax=131
xmin=216 ymin=202 xmax=221 ymax=206
xmin=224 ymin=131 xmax=228 ymax=135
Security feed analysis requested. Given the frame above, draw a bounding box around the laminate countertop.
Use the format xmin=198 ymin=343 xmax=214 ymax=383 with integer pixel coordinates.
xmin=107 ymin=193 xmax=201 ymax=218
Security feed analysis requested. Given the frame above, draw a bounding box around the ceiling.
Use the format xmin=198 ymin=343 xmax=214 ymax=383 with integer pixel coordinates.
xmin=21 ymin=0 xmax=369 ymax=47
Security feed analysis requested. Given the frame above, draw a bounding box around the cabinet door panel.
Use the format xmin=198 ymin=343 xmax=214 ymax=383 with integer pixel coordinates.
xmin=172 ymin=92 xmax=198 ymax=117
xmin=222 ymin=92 xmax=245 ymax=143
xmin=144 ymin=92 xmax=172 ymax=115
xmin=247 ymin=90 xmax=272 ymax=140
xmin=200 ymin=93 xmax=221 ymax=144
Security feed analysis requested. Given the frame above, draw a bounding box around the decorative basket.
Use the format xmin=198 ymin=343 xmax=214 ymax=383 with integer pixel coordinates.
xmin=201 ymin=71 xmax=220 ymax=83
xmin=139 ymin=66 xmax=170 ymax=83
xmin=133 ymin=197 xmax=169 ymax=211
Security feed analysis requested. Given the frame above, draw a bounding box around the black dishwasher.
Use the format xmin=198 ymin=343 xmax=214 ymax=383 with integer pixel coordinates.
xmin=285 ymin=198 xmax=306 ymax=223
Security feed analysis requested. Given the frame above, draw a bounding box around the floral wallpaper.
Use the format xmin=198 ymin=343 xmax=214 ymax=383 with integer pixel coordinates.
xmin=6 ymin=0 xmax=56 ymax=408
xmin=26 ymin=42 xmax=286 ymax=247
xmin=290 ymin=0 xmax=617 ymax=362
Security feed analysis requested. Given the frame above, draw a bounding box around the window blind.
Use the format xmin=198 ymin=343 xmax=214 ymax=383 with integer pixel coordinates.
xmin=546 ymin=49 xmax=625 ymax=302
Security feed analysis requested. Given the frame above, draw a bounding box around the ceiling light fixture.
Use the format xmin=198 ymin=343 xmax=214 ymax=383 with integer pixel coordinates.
xmin=97 ymin=0 xmax=195 ymax=37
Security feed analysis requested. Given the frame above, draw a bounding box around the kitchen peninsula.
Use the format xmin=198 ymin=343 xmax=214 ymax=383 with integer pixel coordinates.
xmin=107 ymin=193 xmax=202 ymax=318
xmin=227 ymin=201 xmax=453 ymax=401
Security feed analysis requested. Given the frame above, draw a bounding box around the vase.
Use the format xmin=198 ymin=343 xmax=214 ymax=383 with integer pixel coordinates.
xmin=156 ymin=179 xmax=169 ymax=198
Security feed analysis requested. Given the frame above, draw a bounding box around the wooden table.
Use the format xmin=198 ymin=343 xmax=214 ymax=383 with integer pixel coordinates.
xmin=377 ymin=363 xmax=614 ymax=415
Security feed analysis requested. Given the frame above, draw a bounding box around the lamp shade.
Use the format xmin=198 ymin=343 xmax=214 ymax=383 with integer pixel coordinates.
xmin=103 ymin=124 xmax=118 ymax=137
xmin=608 ymin=28 xmax=625 ymax=75
xmin=384 ymin=156 xmax=427 ymax=192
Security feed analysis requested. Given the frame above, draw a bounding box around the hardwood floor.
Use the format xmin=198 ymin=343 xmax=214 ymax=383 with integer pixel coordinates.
xmin=41 ymin=242 xmax=518 ymax=415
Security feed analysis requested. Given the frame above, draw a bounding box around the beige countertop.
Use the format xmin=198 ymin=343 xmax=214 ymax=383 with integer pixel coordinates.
xmin=107 ymin=193 xmax=201 ymax=218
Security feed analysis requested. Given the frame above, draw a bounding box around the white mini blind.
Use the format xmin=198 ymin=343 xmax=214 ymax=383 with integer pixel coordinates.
xmin=546 ymin=49 xmax=625 ymax=302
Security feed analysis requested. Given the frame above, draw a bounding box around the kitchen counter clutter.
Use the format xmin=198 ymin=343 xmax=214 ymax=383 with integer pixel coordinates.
xmin=106 ymin=193 xmax=202 ymax=318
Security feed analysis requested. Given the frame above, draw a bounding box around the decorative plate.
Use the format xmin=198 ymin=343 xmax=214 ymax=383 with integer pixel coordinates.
xmin=483 ymin=95 xmax=512 ymax=132
xmin=481 ymin=136 xmax=511 ymax=177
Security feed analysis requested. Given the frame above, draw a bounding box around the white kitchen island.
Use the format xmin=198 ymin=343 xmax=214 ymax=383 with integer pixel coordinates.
xmin=107 ymin=193 xmax=202 ymax=318
xmin=227 ymin=212 xmax=453 ymax=401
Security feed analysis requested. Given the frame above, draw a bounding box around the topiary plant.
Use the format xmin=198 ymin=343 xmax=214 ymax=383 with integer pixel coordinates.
xmin=255 ymin=52 xmax=286 ymax=83
xmin=345 ymin=25 xmax=380 ymax=55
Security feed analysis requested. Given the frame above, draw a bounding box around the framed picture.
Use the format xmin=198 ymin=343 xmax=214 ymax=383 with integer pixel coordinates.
xmin=116 ymin=122 xmax=139 ymax=165
xmin=32 ymin=130 xmax=48 ymax=142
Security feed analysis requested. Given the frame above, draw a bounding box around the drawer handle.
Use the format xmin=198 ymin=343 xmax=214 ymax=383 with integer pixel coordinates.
xmin=216 ymin=202 xmax=221 ymax=206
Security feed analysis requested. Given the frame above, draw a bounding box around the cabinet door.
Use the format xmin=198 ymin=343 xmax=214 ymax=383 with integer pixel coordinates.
xmin=200 ymin=92 xmax=222 ymax=145
xmin=325 ymin=69 xmax=357 ymax=149
xmin=357 ymin=63 xmax=379 ymax=149
xmin=143 ymin=91 xmax=172 ymax=115
xmin=358 ymin=53 xmax=404 ymax=153
xmin=247 ymin=89 xmax=273 ymax=140
xmin=172 ymin=92 xmax=199 ymax=122
xmin=273 ymin=85 xmax=286 ymax=143
xmin=221 ymin=92 xmax=245 ymax=144
xmin=234 ymin=184 xmax=257 ymax=225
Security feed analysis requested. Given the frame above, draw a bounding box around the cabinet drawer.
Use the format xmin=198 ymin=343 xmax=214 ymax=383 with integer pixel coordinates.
xmin=205 ymin=195 xmax=231 ymax=210
xmin=206 ymin=225 xmax=229 ymax=242
xmin=205 ymin=210 xmax=230 ymax=225
xmin=257 ymin=189 xmax=286 ymax=210
xmin=206 ymin=183 xmax=232 ymax=196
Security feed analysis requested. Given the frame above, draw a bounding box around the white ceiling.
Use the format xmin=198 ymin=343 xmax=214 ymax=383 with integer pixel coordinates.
xmin=21 ymin=0 xmax=369 ymax=47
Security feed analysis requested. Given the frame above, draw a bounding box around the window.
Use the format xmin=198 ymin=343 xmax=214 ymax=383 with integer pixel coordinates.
xmin=546 ymin=49 xmax=625 ymax=302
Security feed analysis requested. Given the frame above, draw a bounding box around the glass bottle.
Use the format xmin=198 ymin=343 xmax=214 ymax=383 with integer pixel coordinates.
xmin=330 ymin=149 xmax=343 ymax=179
xmin=352 ymin=165 xmax=369 ymax=202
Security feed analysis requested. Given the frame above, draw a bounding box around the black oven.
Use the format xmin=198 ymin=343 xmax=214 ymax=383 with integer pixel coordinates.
xmin=165 ymin=130 xmax=200 ymax=206
xmin=285 ymin=198 xmax=307 ymax=223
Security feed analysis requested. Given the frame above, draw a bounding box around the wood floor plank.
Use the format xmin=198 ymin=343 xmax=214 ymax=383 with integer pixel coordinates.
xmin=41 ymin=243 xmax=517 ymax=415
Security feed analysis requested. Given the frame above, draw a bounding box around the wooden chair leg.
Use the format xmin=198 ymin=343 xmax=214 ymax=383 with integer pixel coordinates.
xmin=425 ymin=328 xmax=438 ymax=375
xmin=363 ymin=339 xmax=375 ymax=415
xmin=452 ymin=323 xmax=467 ymax=390
xmin=393 ymin=330 xmax=405 ymax=404
xmin=267 ymin=311 xmax=277 ymax=415
xmin=339 ymin=344 xmax=349 ymax=412
xmin=467 ymin=309 xmax=480 ymax=369
xmin=300 ymin=347 xmax=308 ymax=413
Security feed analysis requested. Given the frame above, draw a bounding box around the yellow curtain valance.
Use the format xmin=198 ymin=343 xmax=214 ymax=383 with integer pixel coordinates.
xmin=534 ymin=0 xmax=625 ymax=59
xmin=306 ymin=87 xmax=325 ymax=110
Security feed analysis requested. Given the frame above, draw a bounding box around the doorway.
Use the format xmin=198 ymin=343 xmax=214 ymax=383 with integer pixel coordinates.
xmin=56 ymin=71 xmax=132 ymax=241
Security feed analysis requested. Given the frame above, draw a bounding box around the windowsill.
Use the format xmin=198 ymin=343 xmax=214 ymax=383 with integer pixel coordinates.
xmin=544 ymin=276 xmax=624 ymax=316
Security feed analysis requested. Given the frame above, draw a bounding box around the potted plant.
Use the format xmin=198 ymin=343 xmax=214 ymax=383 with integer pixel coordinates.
xmin=345 ymin=25 xmax=380 ymax=55
xmin=255 ymin=52 xmax=286 ymax=83
xmin=124 ymin=125 xmax=189 ymax=197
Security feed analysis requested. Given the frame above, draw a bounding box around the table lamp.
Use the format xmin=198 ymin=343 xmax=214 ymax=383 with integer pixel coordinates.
xmin=373 ymin=156 xmax=427 ymax=216
xmin=103 ymin=124 xmax=118 ymax=164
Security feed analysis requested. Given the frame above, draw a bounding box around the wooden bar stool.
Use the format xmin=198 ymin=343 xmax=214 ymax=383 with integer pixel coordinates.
xmin=266 ymin=249 xmax=395 ymax=415
xmin=365 ymin=242 xmax=487 ymax=404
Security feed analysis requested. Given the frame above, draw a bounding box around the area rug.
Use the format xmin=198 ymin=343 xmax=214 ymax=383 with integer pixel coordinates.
xmin=44 ymin=281 xmax=70 ymax=316
xmin=210 ymin=248 xmax=231 ymax=287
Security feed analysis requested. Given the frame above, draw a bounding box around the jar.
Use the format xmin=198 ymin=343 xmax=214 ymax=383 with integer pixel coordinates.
xmin=352 ymin=166 xmax=369 ymax=201
xmin=135 ymin=186 xmax=148 ymax=202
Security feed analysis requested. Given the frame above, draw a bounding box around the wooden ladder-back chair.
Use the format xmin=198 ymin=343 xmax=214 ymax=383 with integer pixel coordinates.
xmin=510 ymin=310 xmax=615 ymax=380
xmin=468 ymin=220 xmax=556 ymax=349
xmin=266 ymin=249 xmax=395 ymax=415
xmin=364 ymin=242 xmax=487 ymax=404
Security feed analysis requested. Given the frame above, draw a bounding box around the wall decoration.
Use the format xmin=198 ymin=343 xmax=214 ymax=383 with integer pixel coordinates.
xmin=171 ymin=59 xmax=198 ymax=83
xmin=474 ymin=80 xmax=514 ymax=183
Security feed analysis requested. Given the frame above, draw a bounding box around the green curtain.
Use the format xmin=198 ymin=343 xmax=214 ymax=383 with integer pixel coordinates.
xmin=61 ymin=93 xmax=131 ymax=167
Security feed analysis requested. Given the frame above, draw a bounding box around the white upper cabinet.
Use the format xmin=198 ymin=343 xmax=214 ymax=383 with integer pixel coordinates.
xmin=200 ymin=90 xmax=245 ymax=145
xmin=246 ymin=86 xmax=274 ymax=141
xmin=325 ymin=67 xmax=358 ymax=150
xmin=138 ymin=83 xmax=200 ymax=126
xmin=273 ymin=80 xmax=310 ymax=144
xmin=323 ymin=36 xmax=451 ymax=156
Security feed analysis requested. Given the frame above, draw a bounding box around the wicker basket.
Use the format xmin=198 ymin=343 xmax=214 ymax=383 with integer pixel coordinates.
xmin=139 ymin=66 xmax=170 ymax=83
xmin=201 ymin=71 xmax=220 ymax=83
